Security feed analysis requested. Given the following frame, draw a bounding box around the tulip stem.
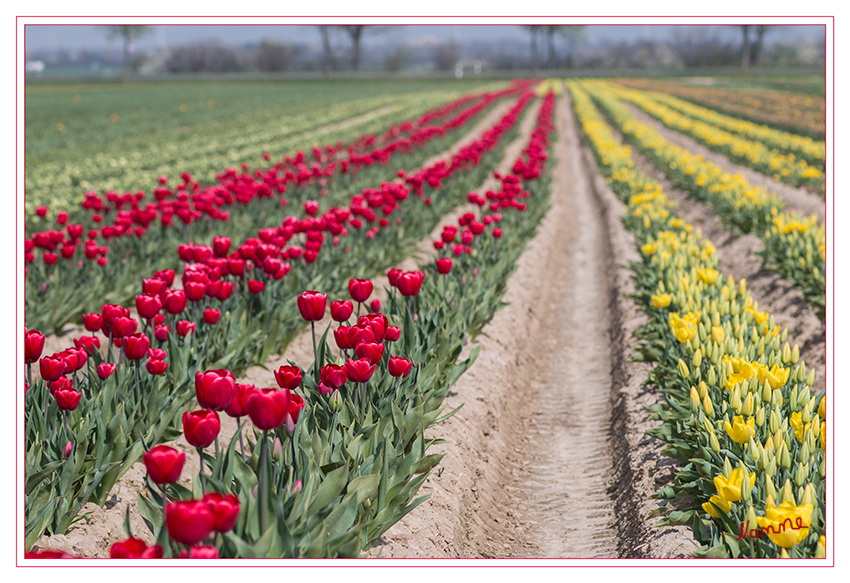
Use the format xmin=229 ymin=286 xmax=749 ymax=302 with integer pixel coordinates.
xmin=214 ymin=434 xmax=220 ymax=463
xmin=63 ymin=411 xmax=70 ymax=443
xmin=161 ymin=484 xmax=168 ymax=535
xmin=134 ymin=361 xmax=141 ymax=404
xmin=107 ymin=330 xmax=114 ymax=364
xmin=237 ymin=418 xmax=246 ymax=462
xmin=27 ymin=363 xmax=32 ymax=388
xmin=311 ymin=321 xmax=319 ymax=383
xmin=259 ymin=432 xmax=270 ymax=534
xmin=196 ymin=447 xmax=207 ymax=494
xmin=357 ymin=302 xmax=361 ymax=321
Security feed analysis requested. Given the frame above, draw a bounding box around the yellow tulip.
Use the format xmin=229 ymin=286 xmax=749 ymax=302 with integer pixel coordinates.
xmin=651 ymin=293 xmax=672 ymax=308
xmin=711 ymin=325 xmax=724 ymax=345
xmin=641 ymin=242 xmax=658 ymax=255
xmin=713 ymin=468 xmax=757 ymax=502
xmin=725 ymin=416 xmax=756 ymax=444
xmin=696 ymin=268 xmax=719 ymax=285
xmin=818 ymin=396 xmax=825 ymax=419
xmin=702 ymin=494 xmax=732 ymax=518
xmin=755 ymin=501 xmax=814 ymax=548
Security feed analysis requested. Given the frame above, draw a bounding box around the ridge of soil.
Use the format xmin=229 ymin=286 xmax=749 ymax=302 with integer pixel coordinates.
xmin=622 ymin=102 xmax=826 ymax=222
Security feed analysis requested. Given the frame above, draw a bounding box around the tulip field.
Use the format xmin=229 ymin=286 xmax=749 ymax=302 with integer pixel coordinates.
xmin=22 ymin=75 xmax=827 ymax=561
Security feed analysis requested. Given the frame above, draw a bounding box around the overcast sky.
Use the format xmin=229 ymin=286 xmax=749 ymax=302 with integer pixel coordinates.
xmin=25 ymin=24 xmax=824 ymax=53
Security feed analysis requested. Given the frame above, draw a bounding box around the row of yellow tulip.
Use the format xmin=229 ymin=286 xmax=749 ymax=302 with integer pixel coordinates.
xmin=567 ymin=79 xmax=825 ymax=559
xmin=580 ymin=80 xmax=825 ymax=319
xmin=610 ymin=83 xmax=825 ymax=170
xmin=598 ymin=81 xmax=823 ymax=192
xmin=613 ymin=78 xmax=825 ymax=139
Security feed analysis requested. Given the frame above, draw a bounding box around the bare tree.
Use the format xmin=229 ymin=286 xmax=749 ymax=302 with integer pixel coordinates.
xmin=754 ymin=25 xmax=769 ymax=66
xmin=105 ymin=25 xmax=151 ymax=80
xmin=341 ymin=25 xmax=366 ymax=71
xmin=433 ymin=41 xmax=460 ymax=71
xmin=556 ymin=25 xmax=585 ymax=68
xmin=257 ymin=41 xmax=297 ymax=72
xmin=317 ymin=25 xmax=334 ymax=76
xmin=740 ymin=25 xmax=751 ymax=72
xmin=522 ymin=26 xmax=544 ymax=71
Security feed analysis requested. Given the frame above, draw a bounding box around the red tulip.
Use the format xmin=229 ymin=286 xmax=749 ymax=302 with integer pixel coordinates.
xmin=330 ymin=300 xmax=353 ymax=322
xmin=202 ymin=308 xmax=221 ymax=325
xmin=184 ymin=281 xmax=207 ymax=303
xmin=49 ymin=376 xmax=72 ymax=395
xmin=39 ymin=356 xmax=66 ymax=382
xmin=110 ymin=538 xmax=163 ymax=559
xmin=212 ymin=236 xmax=231 ymax=258
xmin=123 ymin=333 xmax=151 ymax=361
xmin=396 ymin=271 xmax=426 ymax=297
xmin=97 ymin=362 xmax=116 ymax=380
xmin=320 ymin=364 xmax=348 ymax=389
xmin=36 ymin=205 xmax=48 ymax=217
xmin=216 ymin=281 xmax=234 ymax=301
xmin=246 ymin=388 xmax=291 ymax=431
xmin=297 ymin=290 xmax=327 ymax=321
xmin=54 ymin=388 xmax=82 ymax=411
xmin=224 ymin=382 xmax=256 ymax=418
xmin=162 ymin=289 xmax=187 ymax=314
xmin=143 ymin=444 xmax=185 ymax=485
xmin=154 ymin=325 xmax=170 ymax=343
xmin=436 ymin=257 xmax=453 ymax=274
xmin=387 ymin=268 xmax=402 ymax=287
xmin=333 ymin=326 xmax=356 ymax=350
xmin=355 ymin=341 xmax=384 ymax=365
xmin=247 ymin=279 xmax=264 ymax=295
xmin=148 ymin=348 xmax=167 ymax=360
xmin=304 ymin=200 xmax=319 ymax=216
xmin=388 ymin=356 xmax=414 ymax=378
xmin=26 ymin=549 xmax=76 ymax=559
xmin=24 ymin=329 xmax=45 ymax=363
xmin=195 ymin=369 xmax=236 ymax=411
xmin=344 ymin=358 xmax=377 ymax=383
xmin=202 ymin=492 xmax=240 ymax=533
xmin=177 ymin=320 xmax=196 ymax=337
xmin=358 ymin=313 xmax=388 ymax=342
xmin=385 ymin=326 xmax=401 ymax=342
xmin=348 ymin=279 xmax=373 ymax=303
xmin=43 ymin=252 xmax=58 ymax=265
xmin=370 ymin=299 xmax=381 ymax=312
xmin=182 ymin=409 xmax=220 ymax=449
xmin=274 ymin=365 xmax=302 ymax=390
xmin=166 ymin=500 xmax=215 ymax=546
xmin=181 ymin=546 xmax=219 ymax=559
xmin=82 ymin=313 xmax=103 ymax=332
xmin=135 ymin=294 xmax=162 ymax=320
xmin=493 ymin=228 xmax=503 ymax=239
xmin=285 ymin=393 xmax=305 ymax=434
xmin=142 ymin=277 xmax=168 ymax=295
xmin=73 ymin=335 xmax=101 ymax=355
xmin=111 ymin=316 xmax=138 ymax=338
xmin=146 ymin=358 xmax=168 ymax=375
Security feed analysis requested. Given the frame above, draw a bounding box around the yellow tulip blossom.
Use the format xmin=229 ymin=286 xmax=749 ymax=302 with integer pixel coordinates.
xmin=725 ymin=416 xmax=756 ymax=444
xmin=711 ymin=325 xmax=724 ymax=345
xmin=820 ymin=422 xmax=826 ymax=451
xmin=714 ymin=468 xmax=757 ymax=502
xmin=790 ymin=412 xmax=812 ymax=443
xmin=697 ymin=268 xmax=720 ymax=285
xmin=640 ymin=242 xmax=658 ymax=255
xmin=818 ymin=396 xmax=825 ymax=420
xmin=702 ymin=494 xmax=732 ymax=519
xmin=755 ymin=500 xmax=814 ymax=548
xmin=651 ymin=293 xmax=673 ymax=308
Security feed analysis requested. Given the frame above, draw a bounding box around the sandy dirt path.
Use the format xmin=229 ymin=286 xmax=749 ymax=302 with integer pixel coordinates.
xmin=622 ymin=102 xmax=825 ymax=222
xmin=30 ymin=96 xmax=525 ymax=559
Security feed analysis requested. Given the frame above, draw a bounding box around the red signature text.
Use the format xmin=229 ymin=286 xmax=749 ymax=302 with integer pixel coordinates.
xmin=735 ymin=518 xmax=807 ymax=541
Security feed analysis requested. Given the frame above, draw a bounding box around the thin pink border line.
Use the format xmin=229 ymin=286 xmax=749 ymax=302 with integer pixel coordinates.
xmin=17 ymin=15 xmax=835 ymax=566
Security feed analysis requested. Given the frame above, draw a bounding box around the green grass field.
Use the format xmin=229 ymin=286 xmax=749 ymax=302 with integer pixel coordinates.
xmin=25 ymin=78 xmax=500 ymax=215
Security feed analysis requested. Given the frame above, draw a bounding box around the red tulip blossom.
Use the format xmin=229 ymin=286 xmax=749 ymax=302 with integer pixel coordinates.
xmin=285 ymin=393 xmax=305 ymax=434
xmin=358 ymin=313 xmax=388 ymax=342
xmin=246 ymin=388 xmax=292 ymax=431
xmin=110 ymin=317 xmax=138 ymax=338
xmin=387 ymin=268 xmax=402 ymax=287
xmin=184 ymin=281 xmax=207 ymax=303
xmin=274 ymin=365 xmax=302 ymax=390
xmin=166 ymin=499 xmax=216 ymax=546
xmin=154 ymin=325 xmax=170 ymax=343
xmin=82 ymin=313 xmax=103 ymax=332
xmin=320 ymin=364 xmax=348 ymax=389
xmin=370 ymin=300 xmax=381 ymax=312
xmin=146 ymin=358 xmax=168 ymax=375
xmin=304 ymin=200 xmax=319 ymax=216
xmin=25 ymin=329 xmax=45 ymax=363
xmin=388 ymin=357 xmax=414 ymax=378
xmin=142 ymin=277 xmax=168 ymax=295
xmin=110 ymin=538 xmax=163 ymax=559
xmin=436 ymin=258 xmax=453 ymax=274
xmin=97 ymin=362 xmax=116 ymax=380
xmin=54 ymin=388 xmax=82 ymax=411
xmin=26 ymin=549 xmax=77 ymax=559
xmin=224 ymin=382 xmax=256 ymax=418
xmin=344 ymin=358 xmax=377 ymax=383
xmin=247 ymin=279 xmax=264 ymax=295
xmin=135 ymin=294 xmax=162 ymax=320
xmin=73 ymin=335 xmax=101 ymax=355
xmin=216 ymin=281 xmax=234 ymax=301
xmin=355 ymin=341 xmax=384 ymax=365
xmin=143 ymin=444 xmax=185 ymax=485
xmin=123 ymin=333 xmax=151 ymax=361
xmin=395 ymin=271 xmax=426 ymax=297
xmin=162 ymin=289 xmax=187 ymax=315
xmin=212 ymin=236 xmax=231 ymax=258
xmin=49 ymin=376 xmax=73 ymax=395
xmin=182 ymin=409 xmax=221 ymax=449
xmin=36 ymin=206 xmax=48 ymax=217
xmin=195 ymin=369 xmax=236 ymax=411
xmin=493 ymin=228 xmax=503 ymax=239
xmin=330 ymin=300 xmax=353 ymax=322
xmin=348 ymin=279 xmax=373 ymax=303
xmin=202 ymin=309 xmax=221 ymax=325
xmin=177 ymin=320 xmax=196 ymax=337
xmin=181 ymin=546 xmax=219 ymax=559
xmin=39 ymin=356 xmax=66 ymax=382
xmin=203 ymin=492 xmax=241 ymax=533
xmin=333 ymin=326 xmax=357 ymax=350
xmin=385 ymin=326 xmax=401 ymax=342
xmin=297 ymin=290 xmax=327 ymax=321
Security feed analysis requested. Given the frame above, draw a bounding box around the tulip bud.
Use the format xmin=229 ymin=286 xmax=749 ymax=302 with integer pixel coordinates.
xmin=291 ymin=479 xmax=303 ymax=494
xmin=723 ymin=456 xmax=733 ymax=479
xmin=780 ymin=479 xmax=796 ymax=505
xmin=761 ymin=378 xmax=773 ymax=405
xmin=779 ymin=442 xmax=792 ymax=470
xmin=819 ymin=459 xmax=826 ymax=478
xmin=707 ymin=367 xmax=716 ymax=387
xmin=781 ymin=343 xmax=791 ymax=364
xmin=791 ymin=344 xmax=800 ymax=364
xmin=730 ymin=387 xmax=742 ymax=414
xmin=794 ymin=462 xmax=809 ymax=488
xmin=702 ymin=394 xmax=714 ymax=418
xmin=755 ymin=407 xmax=765 ymax=427
xmin=740 ymin=466 xmax=753 ymax=503
xmin=330 ymin=389 xmax=342 ymax=412
xmin=62 ymin=441 xmax=73 ymax=458
xmin=806 ymin=369 xmax=816 ymax=387
xmin=698 ymin=381 xmax=708 ymax=400
xmin=709 ymin=433 xmax=720 ymax=453
xmin=689 ymin=387 xmax=701 ymax=414
xmin=678 ymin=359 xmax=690 ymax=379
xmin=765 ymin=456 xmax=777 ymax=478
xmin=816 ymin=536 xmax=826 ymax=559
